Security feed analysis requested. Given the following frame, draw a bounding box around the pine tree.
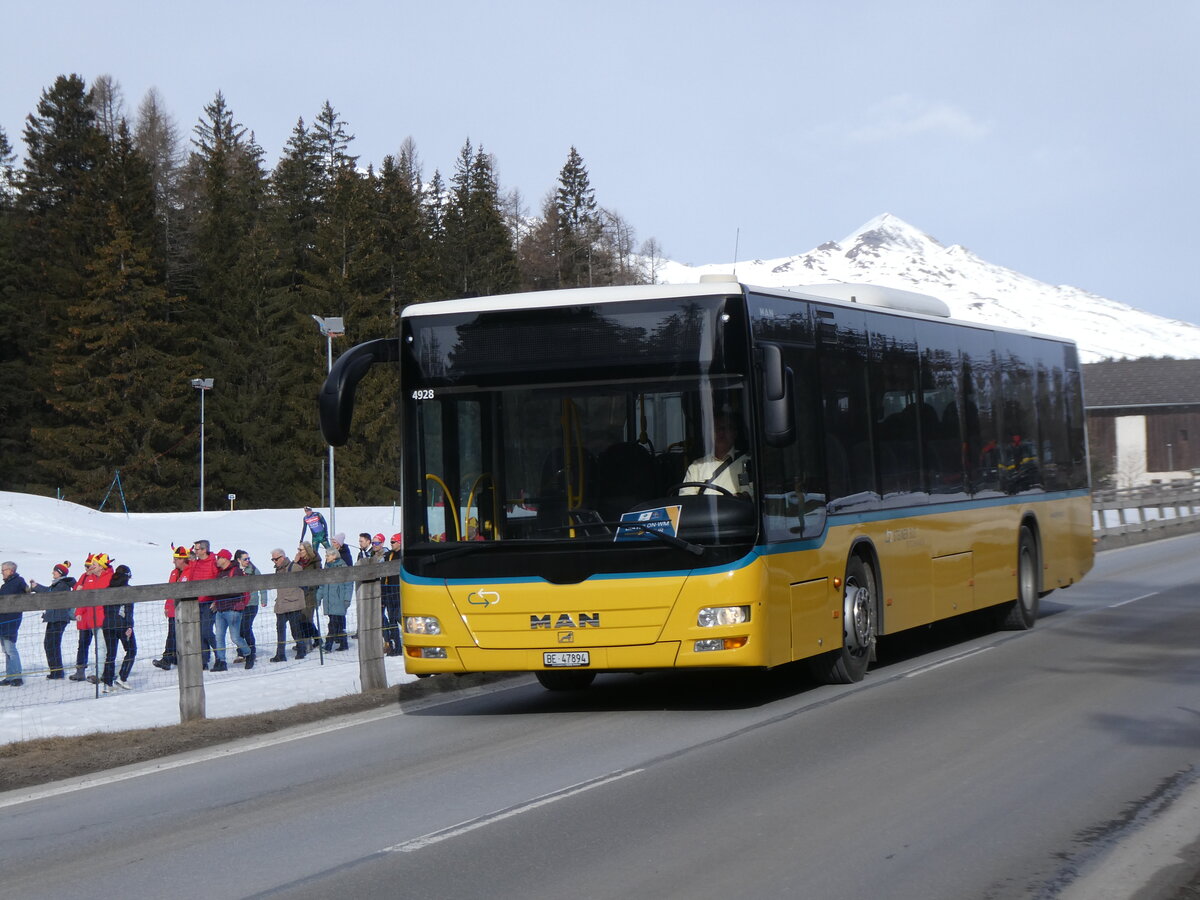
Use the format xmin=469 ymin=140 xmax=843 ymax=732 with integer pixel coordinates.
xmin=178 ymin=92 xmax=269 ymax=509
xmin=11 ymin=75 xmax=108 ymax=495
xmin=441 ymin=140 xmax=518 ymax=298
xmin=0 ymin=127 xmax=23 ymax=478
xmin=556 ymin=146 xmax=608 ymax=287
xmin=312 ymin=101 xmax=358 ymax=186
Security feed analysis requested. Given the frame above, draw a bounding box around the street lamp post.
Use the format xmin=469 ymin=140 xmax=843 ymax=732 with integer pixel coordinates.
xmin=190 ymin=377 xmax=214 ymax=511
xmin=311 ymin=315 xmax=344 ymax=535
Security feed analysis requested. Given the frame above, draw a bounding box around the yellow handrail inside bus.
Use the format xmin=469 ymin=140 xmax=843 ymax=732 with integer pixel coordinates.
xmin=425 ymin=473 xmax=461 ymax=542
xmin=561 ymin=399 xmax=584 ymax=510
xmin=464 ymin=472 xmax=498 ymax=540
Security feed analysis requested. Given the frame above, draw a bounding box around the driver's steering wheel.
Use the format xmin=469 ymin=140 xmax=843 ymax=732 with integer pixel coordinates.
xmin=670 ymin=481 xmax=736 ymax=498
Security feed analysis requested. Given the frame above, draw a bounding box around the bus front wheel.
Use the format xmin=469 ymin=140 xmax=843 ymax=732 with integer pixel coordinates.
xmin=536 ymin=670 xmax=597 ymax=691
xmin=810 ymin=555 xmax=876 ymax=685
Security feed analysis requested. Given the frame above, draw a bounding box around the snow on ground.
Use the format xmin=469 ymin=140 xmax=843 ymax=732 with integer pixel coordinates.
xmin=0 ymin=491 xmax=416 ymax=746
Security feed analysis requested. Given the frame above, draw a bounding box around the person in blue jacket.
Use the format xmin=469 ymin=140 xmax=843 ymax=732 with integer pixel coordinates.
xmin=317 ymin=548 xmax=352 ymax=652
xmin=30 ymin=561 xmax=76 ymax=679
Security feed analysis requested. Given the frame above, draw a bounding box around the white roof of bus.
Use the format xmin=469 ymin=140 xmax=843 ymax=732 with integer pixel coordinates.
xmin=400 ymin=279 xmax=1075 ymax=346
xmin=400 ymin=281 xmax=743 ymax=317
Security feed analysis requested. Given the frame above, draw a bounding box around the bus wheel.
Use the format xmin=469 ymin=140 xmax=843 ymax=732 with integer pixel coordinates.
xmin=536 ymin=670 xmax=597 ymax=691
xmin=999 ymin=526 xmax=1040 ymax=630
xmin=810 ymin=555 xmax=876 ymax=684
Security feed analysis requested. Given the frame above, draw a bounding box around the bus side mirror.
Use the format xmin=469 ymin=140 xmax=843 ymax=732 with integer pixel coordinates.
xmin=760 ymin=343 xmax=795 ymax=448
xmin=319 ymin=338 xmax=400 ymax=446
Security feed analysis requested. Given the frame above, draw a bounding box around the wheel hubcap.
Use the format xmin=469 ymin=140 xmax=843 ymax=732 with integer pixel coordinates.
xmin=844 ymin=579 xmax=874 ymax=652
xmin=1019 ymin=547 xmax=1036 ymax=610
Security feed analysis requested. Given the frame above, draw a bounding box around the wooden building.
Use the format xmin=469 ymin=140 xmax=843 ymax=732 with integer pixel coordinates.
xmin=1083 ymin=358 xmax=1200 ymax=486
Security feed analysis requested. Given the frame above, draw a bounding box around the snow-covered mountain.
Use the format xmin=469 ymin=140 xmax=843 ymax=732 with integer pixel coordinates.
xmin=657 ymin=214 xmax=1200 ymax=362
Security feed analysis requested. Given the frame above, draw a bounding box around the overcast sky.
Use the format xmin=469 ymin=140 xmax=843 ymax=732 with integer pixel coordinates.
xmin=4 ymin=0 xmax=1197 ymax=324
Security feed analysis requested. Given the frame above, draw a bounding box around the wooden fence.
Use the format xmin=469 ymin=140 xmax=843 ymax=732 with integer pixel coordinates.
xmin=0 ymin=563 xmax=392 ymax=723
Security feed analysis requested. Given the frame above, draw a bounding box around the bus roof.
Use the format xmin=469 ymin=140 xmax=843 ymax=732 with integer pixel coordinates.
xmin=401 ymin=279 xmax=1076 ymax=347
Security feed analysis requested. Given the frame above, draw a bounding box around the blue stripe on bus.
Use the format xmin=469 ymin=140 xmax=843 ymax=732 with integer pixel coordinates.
xmin=757 ymin=487 xmax=1090 ymax=557
xmin=400 ymin=488 xmax=1090 ymax=587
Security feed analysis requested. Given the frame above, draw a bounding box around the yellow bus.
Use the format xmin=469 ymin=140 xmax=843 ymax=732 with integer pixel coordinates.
xmin=320 ymin=278 xmax=1093 ymax=689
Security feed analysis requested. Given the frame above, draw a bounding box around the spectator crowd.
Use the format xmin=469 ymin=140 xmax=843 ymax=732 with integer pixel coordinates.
xmin=0 ymin=511 xmax=403 ymax=691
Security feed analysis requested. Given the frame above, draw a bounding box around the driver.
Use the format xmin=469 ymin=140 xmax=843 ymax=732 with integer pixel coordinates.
xmin=679 ymin=409 xmax=753 ymax=498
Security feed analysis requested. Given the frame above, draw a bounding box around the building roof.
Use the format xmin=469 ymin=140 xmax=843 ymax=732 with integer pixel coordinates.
xmin=1083 ymin=357 xmax=1200 ymax=409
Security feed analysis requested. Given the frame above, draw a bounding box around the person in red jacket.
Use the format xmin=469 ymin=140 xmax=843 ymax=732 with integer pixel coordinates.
xmin=70 ymin=553 xmax=112 ymax=681
xmin=184 ymin=540 xmax=220 ymax=670
xmin=152 ymin=545 xmax=190 ymax=670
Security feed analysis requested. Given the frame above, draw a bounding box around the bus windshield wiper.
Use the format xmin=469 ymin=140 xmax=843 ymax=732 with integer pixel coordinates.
xmin=609 ymin=522 xmax=704 ymax=556
xmin=534 ymin=521 xmax=704 ymax=556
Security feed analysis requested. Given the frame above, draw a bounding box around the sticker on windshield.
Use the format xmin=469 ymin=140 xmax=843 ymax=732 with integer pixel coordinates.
xmin=615 ymin=505 xmax=682 ymax=542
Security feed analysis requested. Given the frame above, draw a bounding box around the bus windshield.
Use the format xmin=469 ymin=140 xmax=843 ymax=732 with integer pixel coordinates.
xmin=400 ymin=294 xmax=760 ymax=578
xmin=407 ymin=377 xmax=759 ymax=575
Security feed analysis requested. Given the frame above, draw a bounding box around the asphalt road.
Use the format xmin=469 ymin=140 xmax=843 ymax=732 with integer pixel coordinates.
xmin=3 ymin=535 xmax=1200 ymax=900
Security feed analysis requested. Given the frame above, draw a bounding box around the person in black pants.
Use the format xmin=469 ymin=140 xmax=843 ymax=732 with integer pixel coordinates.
xmin=96 ymin=564 xmax=136 ymax=691
xmin=29 ymin=561 xmax=76 ymax=679
xmin=381 ymin=534 xmax=403 ymax=656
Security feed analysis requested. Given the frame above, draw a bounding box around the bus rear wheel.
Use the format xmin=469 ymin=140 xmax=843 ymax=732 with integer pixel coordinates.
xmin=536 ymin=670 xmax=597 ymax=691
xmin=810 ymin=555 xmax=876 ymax=685
xmin=998 ymin=526 xmax=1039 ymax=630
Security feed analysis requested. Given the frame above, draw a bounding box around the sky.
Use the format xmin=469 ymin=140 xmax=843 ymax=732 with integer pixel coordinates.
xmin=3 ymin=0 xmax=1198 ymax=323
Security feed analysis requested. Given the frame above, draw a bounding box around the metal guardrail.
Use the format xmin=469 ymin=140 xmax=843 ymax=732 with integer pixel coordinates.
xmin=1092 ymin=478 xmax=1200 ymax=547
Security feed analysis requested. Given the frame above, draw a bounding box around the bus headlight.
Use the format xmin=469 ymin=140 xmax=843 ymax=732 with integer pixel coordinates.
xmin=697 ymin=606 xmax=750 ymax=627
xmin=404 ymin=616 xmax=442 ymax=635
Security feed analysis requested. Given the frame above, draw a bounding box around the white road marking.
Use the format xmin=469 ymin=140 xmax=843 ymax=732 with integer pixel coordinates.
xmin=1109 ymin=592 xmax=1159 ymax=608
xmin=903 ymin=646 xmax=993 ymax=677
xmin=386 ymin=768 xmax=644 ymax=853
xmin=0 ymin=707 xmax=407 ymax=811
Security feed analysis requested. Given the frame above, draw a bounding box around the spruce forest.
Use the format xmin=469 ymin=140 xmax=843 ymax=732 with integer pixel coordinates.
xmin=0 ymin=75 xmax=656 ymax=512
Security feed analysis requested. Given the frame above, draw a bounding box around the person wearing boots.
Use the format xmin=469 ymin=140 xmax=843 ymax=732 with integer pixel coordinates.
xmin=381 ymin=534 xmax=403 ymax=656
xmin=152 ymin=545 xmax=189 ymax=670
xmin=70 ymin=553 xmax=111 ymax=681
xmin=0 ymin=561 xmax=28 ymax=686
xmin=96 ymin=564 xmax=136 ymax=690
xmin=29 ymin=561 xmax=76 ymax=679
xmin=235 ymin=550 xmax=264 ymax=664
xmin=269 ymin=550 xmax=307 ymax=662
xmin=210 ymin=549 xmax=252 ymax=671
xmin=318 ymin=547 xmax=352 ymax=652
xmin=185 ymin=540 xmax=221 ymax=670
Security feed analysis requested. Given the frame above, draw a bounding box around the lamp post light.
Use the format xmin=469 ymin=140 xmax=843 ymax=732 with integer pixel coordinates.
xmin=190 ymin=377 xmax=214 ymax=511
xmin=311 ymin=315 xmax=344 ymax=535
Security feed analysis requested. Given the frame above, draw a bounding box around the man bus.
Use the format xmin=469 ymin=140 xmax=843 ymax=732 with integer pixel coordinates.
xmin=320 ymin=277 xmax=1092 ymax=689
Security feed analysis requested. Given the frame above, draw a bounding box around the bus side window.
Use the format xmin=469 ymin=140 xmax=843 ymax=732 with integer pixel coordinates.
xmin=759 ymin=344 xmax=826 ymax=541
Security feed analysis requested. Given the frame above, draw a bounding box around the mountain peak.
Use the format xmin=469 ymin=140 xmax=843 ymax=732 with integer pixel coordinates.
xmin=656 ymin=212 xmax=1200 ymax=362
xmin=839 ymin=213 xmax=943 ymax=255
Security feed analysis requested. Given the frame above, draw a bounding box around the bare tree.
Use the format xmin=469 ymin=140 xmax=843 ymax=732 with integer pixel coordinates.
xmin=89 ymin=74 xmax=125 ymax=142
xmin=134 ymin=88 xmax=184 ymax=286
xmin=639 ymin=236 xmax=668 ymax=284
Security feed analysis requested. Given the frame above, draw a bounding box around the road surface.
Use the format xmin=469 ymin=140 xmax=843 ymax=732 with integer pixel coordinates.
xmin=3 ymin=535 xmax=1199 ymax=899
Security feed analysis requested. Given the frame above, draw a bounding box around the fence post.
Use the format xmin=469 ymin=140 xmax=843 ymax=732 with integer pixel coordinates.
xmin=357 ymin=581 xmax=387 ymax=692
xmin=176 ymin=598 xmax=206 ymax=722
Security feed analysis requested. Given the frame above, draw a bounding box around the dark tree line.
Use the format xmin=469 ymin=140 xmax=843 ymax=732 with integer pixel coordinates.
xmin=0 ymin=75 xmax=654 ymax=512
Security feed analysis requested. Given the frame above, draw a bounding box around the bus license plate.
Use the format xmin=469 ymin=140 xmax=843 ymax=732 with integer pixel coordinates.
xmin=544 ymin=651 xmax=590 ymax=668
